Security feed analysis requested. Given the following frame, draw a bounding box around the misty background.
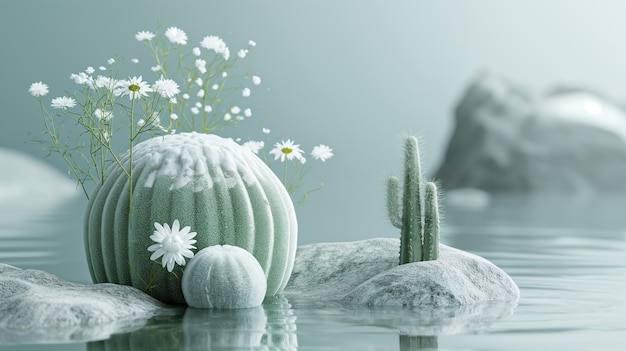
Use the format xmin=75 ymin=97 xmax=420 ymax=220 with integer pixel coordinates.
xmin=2 ymin=0 xmax=626 ymax=244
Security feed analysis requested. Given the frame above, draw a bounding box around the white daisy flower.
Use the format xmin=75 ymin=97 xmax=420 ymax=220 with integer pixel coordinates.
xmin=248 ymin=40 xmax=257 ymax=47
xmin=311 ymin=144 xmax=334 ymax=162
xmin=135 ymin=31 xmax=155 ymax=41
xmin=51 ymin=96 xmax=77 ymax=109
xmin=165 ymin=27 xmax=187 ymax=45
xmin=191 ymin=106 xmax=200 ymax=115
xmin=86 ymin=66 xmax=95 ymax=74
xmin=29 ymin=82 xmax=49 ymax=97
xmin=94 ymin=108 xmax=113 ymax=121
xmin=131 ymin=58 xmax=139 ymax=64
xmin=153 ymin=78 xmax=180 ymax=99
xmin=204 ymin=105 xmax=212 ymax=113
xmin=269 ymin=140 xmax=305 ymax=162
xmin=107 ymin=58 xmax=115 ymax=65
xmin=195 ymin=59 xmax=207 ymax=74
xmin=242 ymin=140 xmax=265 ymax=154
xmin=252 ymin=76 xmax=261 ymax=85
xmin=114 ymin=76 xmax=152 ymax=100
xmin=242 ymin=88 xmax=251 ymax=97
xmin=147 ymin=219 xmax=197 ymax=272
xmin=231 ymin=106 xmax=241 ymax=114
xmin=192 ymin=47 xmax=201 ymax=56
xmin=244 ymin=108 xmax=252 ymax=117
xmin=262 ymin=128 xmax=270 ymax=134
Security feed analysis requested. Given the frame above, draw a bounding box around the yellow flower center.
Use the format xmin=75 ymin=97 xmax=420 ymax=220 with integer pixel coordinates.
xmin=281 ymin=147 xmax=293 ymax=154
xmin=128 ymin=84 xmax=141 ymax=92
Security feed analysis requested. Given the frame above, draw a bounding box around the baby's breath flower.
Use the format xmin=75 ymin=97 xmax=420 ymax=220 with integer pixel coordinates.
xmin=151 ymin=65 xmax=161 ymax=72
xmin=236 ymin=115 xmax=244 ymax=121
xmin=242 ymin=88 xmax=251 ymax=97
xmin=197 ymin=89 xmax=205 ymax=98
xmin=222 ymin=72 xmax=228 ymax=78
xmin=192 ymin=47 xmax=201 ymax=56
xmin=223 ymin=47 xmax=230 ymax=60
xmin=238 ymin=49 xmax=248 ymax=59
xmin=29 ymin=82 xmax=49 ymax=97
xmin=262 ymin=128 xmax=271 ymax=134
xmin=70 ymin=72 xmax=92 ymax=85
xmin=191 ymin=106 xmax=200 ymax=115
xmin=231 ymin=106 xmax=241 ymax=114
xmin=137 ymin=119 xmax=146 ymax=126
xmin=194 ymin=59 xmax=207 ymax=74
xmin=165 ymin=27 xmax=187 ymax=45
xmin=153 ymin=78 xmax=180 ymax=99
xmin=99 ymin=66 xmax=106 ymax=71
xmin=204 ymin=105 xmax=212 ymax=113
xmin=135 ymin=31 xmax=155 ymax=41
xmin=170 ymin=113 xmax=178 ymax=120
xmin=248 ymin=40 xmax=257 ymax=47
xmin=311 ymin=144 xmax=334 ymax=162
xmin=86 ymin=67 xmax=95 ymax=74
xmin=182 ymin=93 xmax=190 ymax=100
xmin=252 ymin=76 xmax=261 ymax=85
xmin=194 ymin=78 xmax=203 ymax=86
xmin=95 ymin=76 xmax=116 ymax=89
xmin=169 ymin=97 xmax=177 ymax=104
xmin=195 ymin=102 xmax=202 ymax=108
xmin=107 ymin=58 xmax=115 ymax=65
xmin=131 ymin=58 xmax=139 ymax=64
xmin=224 ymin=113 xmax=232 ymax=121
xmin=269 ymin=140 xmax=304 ymax=162
xmin=244 ymin=108 xmax=252 ymax=117
xmin=200 ymin=35 xmax=227 ymax=54
xmin=94 ymin=108 xmax=113 ymax=121
xmin=212 ymin=84 xmax=219 ymax=90
xmin=242 ymin=140 xmax=264 ymax=154
xmin=115 ymin=76 xmax=152 ymax=100
xmin=51 ymin=96 xmax=77 ymax=110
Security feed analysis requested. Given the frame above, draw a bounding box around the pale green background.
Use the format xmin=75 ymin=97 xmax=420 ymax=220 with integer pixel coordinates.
xmin=2 ymin=0 xmax=626 ymax=243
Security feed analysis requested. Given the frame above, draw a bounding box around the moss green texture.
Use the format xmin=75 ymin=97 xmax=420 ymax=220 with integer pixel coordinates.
xmin=387 ymin=136 xmax=440 ymax=264
xmin=84 ymin=132 xmax=298 ymax=303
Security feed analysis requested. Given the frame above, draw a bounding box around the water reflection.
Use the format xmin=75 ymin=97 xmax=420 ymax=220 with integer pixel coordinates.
xmin=87 ymin=296 xmax=297 ymax=351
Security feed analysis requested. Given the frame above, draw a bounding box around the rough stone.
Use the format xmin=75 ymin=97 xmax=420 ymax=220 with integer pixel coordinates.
xmin=435 ymin=73 xmax=626 ymax=194
xmin=284 ymin=238 xmax=519 ymax=307
xmin=0 ymin=263 xmax=165 ymax=343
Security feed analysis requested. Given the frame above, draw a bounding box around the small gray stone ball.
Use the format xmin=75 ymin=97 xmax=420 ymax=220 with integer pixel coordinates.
xmin=182 ymin=245 xmax=267 ymax=309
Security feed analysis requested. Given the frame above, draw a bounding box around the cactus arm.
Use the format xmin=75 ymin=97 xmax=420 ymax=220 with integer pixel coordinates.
xmin=422 ymin=182 xmax=440 ymax=261
xmin=386 ymin=176 xmax=403 ymax=229
xmin=402 ymin=136 xmax=423 ymax=264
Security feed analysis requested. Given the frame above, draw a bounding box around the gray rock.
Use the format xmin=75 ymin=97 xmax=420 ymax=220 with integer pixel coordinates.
xmin=435 ymin=73 xmax=626 ymax=193
xmin=284 ymin=238 xmax=519 ymax=307
xmin=0 ymin=263 xmax=165 ymax=343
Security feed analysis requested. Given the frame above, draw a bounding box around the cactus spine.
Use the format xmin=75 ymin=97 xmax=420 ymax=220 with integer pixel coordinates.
xmin=387 ymin=136 xmax=440 ymax=264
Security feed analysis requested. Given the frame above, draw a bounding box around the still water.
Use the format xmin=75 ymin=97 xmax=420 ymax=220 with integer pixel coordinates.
xmin=1 ymin=193 xmax=625 ymax=350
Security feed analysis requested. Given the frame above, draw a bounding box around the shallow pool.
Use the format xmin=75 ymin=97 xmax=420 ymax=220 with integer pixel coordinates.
xmin=1 ymin=194 xmax=625 ymax=350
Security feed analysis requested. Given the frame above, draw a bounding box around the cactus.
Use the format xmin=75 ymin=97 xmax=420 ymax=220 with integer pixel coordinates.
xmin=387 ymin=136 xmax=440 ymax=264
xmin=84 ymin=132 xmax=298 ymax=303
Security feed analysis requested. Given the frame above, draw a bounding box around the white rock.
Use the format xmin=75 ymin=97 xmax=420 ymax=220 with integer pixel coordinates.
xmin=0 ymin=263 xmax=164 ymax=343
xmin=435 ymin=74 xmax=626 ymax=193
xmin=182 ymin=245 xmax=267 ymax=309
xmin=284 ymin=238 xmax=519 ymax=307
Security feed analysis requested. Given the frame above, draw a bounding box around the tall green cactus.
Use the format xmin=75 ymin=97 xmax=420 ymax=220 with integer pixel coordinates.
xmin=387 ymin=136 xmax=440 ymax=264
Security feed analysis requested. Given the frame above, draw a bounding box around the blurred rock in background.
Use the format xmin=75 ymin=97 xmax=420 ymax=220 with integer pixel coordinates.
xmin=435 ymin=73 xmax=626 ymax=194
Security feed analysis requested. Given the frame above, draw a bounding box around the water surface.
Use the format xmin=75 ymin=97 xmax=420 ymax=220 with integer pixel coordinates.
xmin=1 ymin=194 xmax=625 ymax=350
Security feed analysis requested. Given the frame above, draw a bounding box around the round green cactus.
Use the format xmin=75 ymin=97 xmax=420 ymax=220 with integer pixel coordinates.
xmin=84 ymin=132 xmax=298 ymax=303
